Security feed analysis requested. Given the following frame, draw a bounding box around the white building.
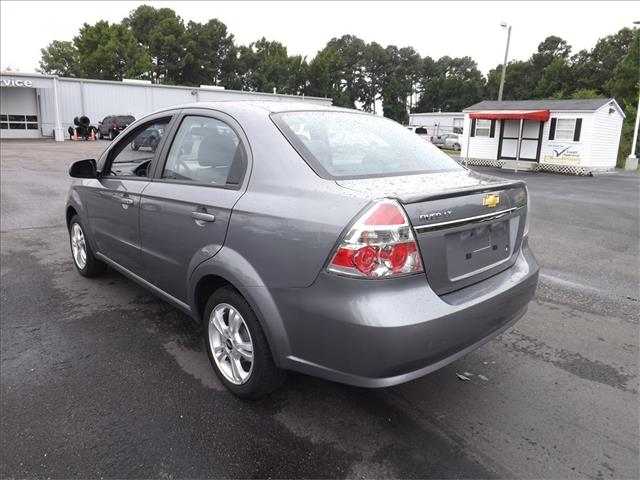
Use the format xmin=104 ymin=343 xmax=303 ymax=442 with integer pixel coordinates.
xmin=460 ymin=99 xmax=625 ymax=175
xmin=409 ymin=112 xmax=464 ymax=136
xmin=0 ymin=72 xmax=332 ymax=141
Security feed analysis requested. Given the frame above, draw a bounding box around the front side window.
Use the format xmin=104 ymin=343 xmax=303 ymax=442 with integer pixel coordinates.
xmin=272 ymin=111 xmax=461 ymax=179
xmin=107 ymin=117 xmax=170 ymax=177
xmin=555 ymin=118 xmax=576 ymax=141
xmin=162 ymin=116 xmax=243 ymax=185
xmin=474 ymin=119 xmax=491 ymax=137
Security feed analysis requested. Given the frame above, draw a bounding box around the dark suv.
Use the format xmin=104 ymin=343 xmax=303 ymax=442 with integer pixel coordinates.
xmin=98 ymin=115 xmax=136 ymax=140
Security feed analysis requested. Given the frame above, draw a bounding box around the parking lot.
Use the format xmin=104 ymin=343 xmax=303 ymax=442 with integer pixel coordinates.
xmin=1 ymin=139 xmax=638 ymax=479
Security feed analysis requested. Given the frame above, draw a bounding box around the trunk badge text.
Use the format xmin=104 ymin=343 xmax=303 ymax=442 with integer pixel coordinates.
xmin=483 ymin=194 xmax=500 ymax=208
xmin=420 ymin=210 xmax=453 ymax=222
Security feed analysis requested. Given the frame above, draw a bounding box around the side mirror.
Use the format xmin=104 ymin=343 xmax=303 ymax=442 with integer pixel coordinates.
xmin=69 ymin=158 xmax=97 ymax=178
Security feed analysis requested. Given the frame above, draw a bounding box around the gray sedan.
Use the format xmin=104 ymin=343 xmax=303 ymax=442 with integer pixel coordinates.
xmin=66 ymin=102 xmax=539 ymax=398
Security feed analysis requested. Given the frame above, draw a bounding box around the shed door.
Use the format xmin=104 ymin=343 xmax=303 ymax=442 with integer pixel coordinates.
xmin=498 ymin=120 xmax=544 ymax=162
xmin=0 ymin=87 xmax=40 ymax=139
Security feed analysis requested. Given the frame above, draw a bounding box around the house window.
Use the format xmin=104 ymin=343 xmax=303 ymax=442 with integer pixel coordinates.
xmin=555 ymin=118 xmax=576 ymax=141
xmin=474 ymin=119 xmax=491 ymax=137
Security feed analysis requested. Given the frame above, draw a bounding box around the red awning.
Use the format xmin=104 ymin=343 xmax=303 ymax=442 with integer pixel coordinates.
xmin=469 ymin=110 xmax=550 ymax=121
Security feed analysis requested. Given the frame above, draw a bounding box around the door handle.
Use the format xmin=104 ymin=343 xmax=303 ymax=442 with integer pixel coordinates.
xmin=191 ymin=211 xmax=216 ymax=223
xmin=120 ymin=198 xmax=134 ymax=205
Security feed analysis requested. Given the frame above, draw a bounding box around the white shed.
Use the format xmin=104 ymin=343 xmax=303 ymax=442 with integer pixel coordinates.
xmin=460 ymin=99 xmax=625 ymax=175
xmin=409 ymin=112 xmax=464 ymax=136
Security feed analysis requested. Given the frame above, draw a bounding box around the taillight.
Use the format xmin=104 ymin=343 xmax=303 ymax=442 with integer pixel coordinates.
xmin=112 ymin=122 xmax=117 ymax=129
xmin=327 ymin=199 xmax=423 ymax=278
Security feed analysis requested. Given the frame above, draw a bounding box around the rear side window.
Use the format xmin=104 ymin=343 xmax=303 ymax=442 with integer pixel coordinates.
xmin=272 ymin=111 xmax=461 ymax=179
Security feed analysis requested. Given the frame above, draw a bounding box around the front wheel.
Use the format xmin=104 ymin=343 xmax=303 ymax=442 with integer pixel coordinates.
xmin=204 ymin=287 xmax=285 ymax=398
xmin=69 ymin=215 xmax=107 ymax=277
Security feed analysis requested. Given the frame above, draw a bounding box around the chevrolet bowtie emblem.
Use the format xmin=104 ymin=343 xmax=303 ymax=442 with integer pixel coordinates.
xmin=483 ymin=193 xmax=500 ymax=208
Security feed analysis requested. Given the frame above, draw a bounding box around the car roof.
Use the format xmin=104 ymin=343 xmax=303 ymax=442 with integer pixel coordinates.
xmin=154 ymin=100 xmax=353 ymax=115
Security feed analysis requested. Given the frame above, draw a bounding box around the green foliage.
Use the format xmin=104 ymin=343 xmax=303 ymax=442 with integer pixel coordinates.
xmin=570 ymin=89 xmax=604 ymax=100
xmin=38 ymin=40 xmax=80 ymax=77
xmin=414 ymin=56 xmax=484 ymax=112
xmin=74 ymin=21 xmax=152 ymax=80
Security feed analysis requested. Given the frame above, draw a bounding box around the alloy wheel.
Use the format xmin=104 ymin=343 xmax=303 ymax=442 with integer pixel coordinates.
xmin=208 ymin=303 xmax=254 ymax=385
xmin=70 ymin=223 xmax=87 ymax=269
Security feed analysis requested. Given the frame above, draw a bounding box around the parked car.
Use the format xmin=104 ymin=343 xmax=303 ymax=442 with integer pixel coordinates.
xmin=66 ymin=103 xmax=539 ymax=398
xmin=98 ymin=115 xmax=135 ymax=140
xmin=444 ymin=133 xmax=462 ymax=150
xmin=432 ymin=133 xmax=462 ymax=151
xmin=131 ymin=122 xmax=165 ymax=152
xmin=407 ymin=125 xmax=433 ymax=142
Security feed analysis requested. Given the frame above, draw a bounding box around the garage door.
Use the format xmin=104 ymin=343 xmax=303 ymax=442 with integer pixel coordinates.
xmin=0 ymin=87 xmax=40 ymax=139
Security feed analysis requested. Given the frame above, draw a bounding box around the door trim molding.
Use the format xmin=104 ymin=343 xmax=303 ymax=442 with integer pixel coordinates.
xmin=95 ymin=252 xmax=192 ymax=315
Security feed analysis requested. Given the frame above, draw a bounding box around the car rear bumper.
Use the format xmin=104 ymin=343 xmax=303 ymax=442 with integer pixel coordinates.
xmin=269 ymin=241 xmax=539 ymax=387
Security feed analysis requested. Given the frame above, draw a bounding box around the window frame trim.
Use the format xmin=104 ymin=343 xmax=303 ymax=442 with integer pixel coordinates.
xmin=98 ymin=112 xmax=177 ymax=179
xmin=474 ymin=119 xmax=492 ymax=137
xmin=553 ymin=118 xmax=577 ymax=141
xmin=149 ymin=108 xmax=251 ymax=191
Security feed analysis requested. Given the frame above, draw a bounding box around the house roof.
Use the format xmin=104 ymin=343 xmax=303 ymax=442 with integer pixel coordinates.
xmin=464 ymin=99 xmax=616 ymax=112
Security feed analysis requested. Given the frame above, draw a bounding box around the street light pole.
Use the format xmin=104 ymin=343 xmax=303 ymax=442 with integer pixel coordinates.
xmin=624 ymin=20 xmax=639 ymax=170
xmin=498 ymin=22 xmax=511 ymax=101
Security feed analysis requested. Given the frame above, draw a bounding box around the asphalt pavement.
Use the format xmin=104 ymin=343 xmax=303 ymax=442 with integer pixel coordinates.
xmin=1 ymin=139 xmax=638 ymax=479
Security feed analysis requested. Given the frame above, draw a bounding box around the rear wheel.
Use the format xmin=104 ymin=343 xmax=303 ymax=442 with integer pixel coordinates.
xmin=69 ymin=215 xmax=106 ymax=277
xmin=204 ymin=287 xmax=285 ymax=398
xmin=109 ymin=130 xmax=115 ymax=141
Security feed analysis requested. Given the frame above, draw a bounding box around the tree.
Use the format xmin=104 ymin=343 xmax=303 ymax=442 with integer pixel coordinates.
xmin=308 ymin=45 xmax=350 ymax=105
xmin=38 ymin=40 xmax=80 ymax=77
xmin=606 ymin=28 xmax=639 ymax=162
xmin=181 ymin=19 xmax=237 ymax=87
xmin=360 ymin=42 xmax=388 ymax=113
xmin=125 ymin=6 xmax=186 ymax=84
xmin=238 ymin=38 xmax=304 ymax=94
xmin=73 ymin=21 xmax=152 ymax=80
xmin=415 ymin=56 xmax=484 ymax=112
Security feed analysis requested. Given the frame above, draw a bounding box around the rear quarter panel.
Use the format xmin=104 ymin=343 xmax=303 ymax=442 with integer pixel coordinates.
xmin=221 ymin=107 xmax=369 ymax=288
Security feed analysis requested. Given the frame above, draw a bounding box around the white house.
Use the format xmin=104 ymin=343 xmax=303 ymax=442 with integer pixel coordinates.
xmin=409 ymin=111 xmax=464 ymax=136
xmin=0 ymin=71 xmax=331 ymax=141
xmin=460 ymin=99 xmax=625 ymax=175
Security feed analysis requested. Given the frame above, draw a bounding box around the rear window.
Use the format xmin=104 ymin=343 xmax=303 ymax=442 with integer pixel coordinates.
xmin=272 ymin=111 xmax=461 ymax=179
xmin=116 ymin=116 xmax=135 ymax=124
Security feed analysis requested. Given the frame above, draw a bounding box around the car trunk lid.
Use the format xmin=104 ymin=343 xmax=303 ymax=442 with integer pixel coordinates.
xmin=336 ymin=170 xmax=528 ymax=295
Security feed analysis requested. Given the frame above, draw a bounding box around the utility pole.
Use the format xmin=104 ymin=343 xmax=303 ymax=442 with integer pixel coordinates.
xmin=498 ymin=22 xmax=512 ymax=101
xmin=626 ymin=21 xmax=640 ymax=170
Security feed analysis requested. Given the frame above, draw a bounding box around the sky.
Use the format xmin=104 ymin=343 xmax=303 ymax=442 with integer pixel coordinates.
xmin=0 ymin=1 xmax=636 ymax=76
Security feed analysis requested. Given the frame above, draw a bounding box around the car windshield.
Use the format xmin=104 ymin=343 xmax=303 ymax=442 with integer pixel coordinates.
xmin=272 ymin=111 xmax=462 ymax=179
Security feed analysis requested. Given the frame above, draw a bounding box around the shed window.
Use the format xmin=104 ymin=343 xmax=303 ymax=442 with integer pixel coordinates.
xmin=474 ymin=119 xmax=491 ymax=137
xmin=555 ymin=119 xmax=576 ymax=141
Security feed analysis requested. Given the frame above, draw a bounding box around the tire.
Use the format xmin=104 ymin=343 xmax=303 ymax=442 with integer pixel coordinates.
xmin=204 ymin=286 xmax=285 ymax=398
xmin=68 ymin=215 xmax=107 ymax=278
xmin=98 ymin=130 xmax=103 ymax=140
xmin=109 ymin=130 xmax=115 ymax=141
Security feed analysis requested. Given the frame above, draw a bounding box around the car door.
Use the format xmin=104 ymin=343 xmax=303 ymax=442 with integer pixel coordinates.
xmin=83 ymin=113 xmax=175 ymax=274
xmin=139 ymin=110 xmax=250 ymax=302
